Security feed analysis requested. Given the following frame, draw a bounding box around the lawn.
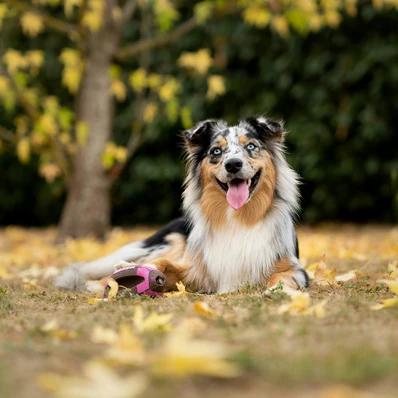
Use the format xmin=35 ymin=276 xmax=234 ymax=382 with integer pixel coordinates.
xmin=0 ymin=224 xmax=398 ymax=398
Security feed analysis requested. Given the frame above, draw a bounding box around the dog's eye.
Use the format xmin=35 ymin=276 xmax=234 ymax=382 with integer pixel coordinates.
xmin=247 ymin=143 xmax=257 ymax=151
xmin=210 ymin=147 xmax=222 ymax=156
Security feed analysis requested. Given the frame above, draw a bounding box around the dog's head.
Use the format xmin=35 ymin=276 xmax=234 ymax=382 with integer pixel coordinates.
xmin=184 ymin=116 xmax=284 ymax=212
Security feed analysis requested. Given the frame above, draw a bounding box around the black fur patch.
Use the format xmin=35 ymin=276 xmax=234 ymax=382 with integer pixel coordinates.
xmin=142 ymin=217 xmax=191 ymax=248
xmin=244 ymin=117 xmax=284 ymax=143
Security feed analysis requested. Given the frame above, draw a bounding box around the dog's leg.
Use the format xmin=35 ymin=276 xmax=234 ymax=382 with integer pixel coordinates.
xmin=267 ymin=257 xmax=309 ymax=292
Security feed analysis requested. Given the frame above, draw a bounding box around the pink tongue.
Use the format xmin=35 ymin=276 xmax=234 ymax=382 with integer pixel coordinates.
xmin=226 ymin=181 xmax=249 ymax=210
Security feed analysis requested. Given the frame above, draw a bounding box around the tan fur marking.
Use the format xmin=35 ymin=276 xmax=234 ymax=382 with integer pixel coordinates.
xmin=214 ymin=136 xmax=228 ymax=148
xmin=234 ymin=153 xmax=276 ymax=226
xmin=151 ymin=257 xmax=188 ymax=291
xmin=200 ymin=161 xmax=228 ymax=229
xmin=239 ymin=135 xmax=249 ymax=145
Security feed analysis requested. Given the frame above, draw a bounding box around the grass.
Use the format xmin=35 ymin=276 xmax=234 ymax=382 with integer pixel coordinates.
xmin=0 ymin=224 xmax=398 ymax=398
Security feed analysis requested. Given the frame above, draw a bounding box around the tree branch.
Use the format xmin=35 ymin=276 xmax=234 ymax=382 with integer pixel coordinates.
xmin=116 ymin=17 xmax=197 ymax=60
xmin=7 ymin=0 xmax=79 ymax=37
xmin=122 ymin=0 xmax=138 ymax=23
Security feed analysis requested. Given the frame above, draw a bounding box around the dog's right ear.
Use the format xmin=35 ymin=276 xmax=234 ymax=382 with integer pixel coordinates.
xmin=183 ymin=119 xmax=217 ymax=152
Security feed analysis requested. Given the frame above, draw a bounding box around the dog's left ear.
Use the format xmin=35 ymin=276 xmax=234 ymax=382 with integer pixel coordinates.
xmin=183 ymin=119 xmax=217 ymax=152
xmin=244 ymin=116 xmax=285 ymax=144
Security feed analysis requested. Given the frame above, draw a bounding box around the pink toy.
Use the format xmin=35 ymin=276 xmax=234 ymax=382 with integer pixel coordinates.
xmin=104 ymin=264 xmax=166 ymax=298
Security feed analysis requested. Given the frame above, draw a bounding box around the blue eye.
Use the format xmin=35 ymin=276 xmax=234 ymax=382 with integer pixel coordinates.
xmin=211 ymin=147 xmax=222 ymax=156
xmin=247 ymin=143 xmax=257 ymax=151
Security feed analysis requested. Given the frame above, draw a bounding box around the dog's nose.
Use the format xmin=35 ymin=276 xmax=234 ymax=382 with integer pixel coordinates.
xmin=225 ymin=158 xmax=243 ymax=174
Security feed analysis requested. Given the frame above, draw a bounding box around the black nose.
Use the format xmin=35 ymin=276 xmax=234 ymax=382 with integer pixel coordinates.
xmin=225 ymin=158 xmax=243 ymax=174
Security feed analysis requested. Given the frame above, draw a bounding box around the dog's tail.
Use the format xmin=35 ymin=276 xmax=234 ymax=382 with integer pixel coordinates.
xmin=54 ymin=242 xmax=152 ymax=291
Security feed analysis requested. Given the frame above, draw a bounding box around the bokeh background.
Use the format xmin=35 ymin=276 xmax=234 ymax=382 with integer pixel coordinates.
xmin=0 ymin=0 xmax=397 ymax=235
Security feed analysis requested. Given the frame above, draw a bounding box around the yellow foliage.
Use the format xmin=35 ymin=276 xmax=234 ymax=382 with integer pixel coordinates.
xmin=39 ymin=163 xmax=61 ymax=182
xmin=102 ymin=142 xmax=127 ymax=170
xmin=158 ymin=78 xmax=180 ymax=102
xmin=41 ymin=319 xmax=77 ymax=341
xmin=17 ymin=138 xmax=31 ymax=163
xmin=26 ymin=50 xmax=44 ymax=69
xmin=64 ymin=0 xmax=83 ymax=18
xmin=3 ymin=49 xmax=27 ymax=74
xmin=154 ymin=0 xmax=179 ymax=31
xmin=21 ymin=12 xmax=44 ymax=37
xmin=243 ymin=5 xmax=270 ymax=27
xmin=194 ymin=1 xmax=213 ymax=23
xmin=277 ymin=291 xmax=328 ymax=318
xmin=272 ymin=15 xmax=289 ymax=37
xmin=146 ymin=73 xmax=162 ymax=89
xmin=180 ymin=106 xmax=193 ymax=129
xmin=207 ymin=75 xmax=226 ymax=100
xmin=178 ymin=49 xmax=213 ymax=75
xmin=111 ymin=79 xmax=126 ymax=102
xmin=129 ymin=68 xmax=147 ymax=92
xmin=143 ymin=102 xmax=158 ymax=123
xmin=82 ymin=0 xmax=104 ymax=31
xmin=59 ymin=49 xmax=84 ymax=94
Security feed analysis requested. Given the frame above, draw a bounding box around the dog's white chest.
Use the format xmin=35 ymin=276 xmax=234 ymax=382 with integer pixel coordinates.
xmin=201 ymin=215 xmax=277 ymax=293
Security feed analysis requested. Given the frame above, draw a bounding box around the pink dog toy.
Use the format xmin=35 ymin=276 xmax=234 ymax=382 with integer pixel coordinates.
xmin=104 ymin=264 xmax=166 ymax=298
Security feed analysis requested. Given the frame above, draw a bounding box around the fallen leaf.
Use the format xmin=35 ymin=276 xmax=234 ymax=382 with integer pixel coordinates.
xmin=91 ymin=326 xmax=118 ymax=345
xmin=277 ymin=292 xmax=328 ymax=318
xmin=132 ymin=306 xmax=172 ymax=333
xmin=107 ymin=278 xmax=119 ymax=299
xmin=193 ymin=301 xmax=217 ymax=318
xmin=335 ymin=270 xmax=357 ymax=282
xmin=41 ymin=319 xmax=77 ymax=341
xmin=105 ymin=324 xmax=145 ymax=366
xmin=165 ymin=280 xmax=187 ymax=297
xmin=151 ymin=323 xmax=239 ymax=378
xmin=37 ymin=362 xmax=147 ymax=398
xmin=370 ymin=297 xmax=398 ymax=311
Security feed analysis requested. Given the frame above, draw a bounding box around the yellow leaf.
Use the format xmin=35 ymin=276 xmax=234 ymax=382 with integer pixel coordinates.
xmin=21 ymin=12 xmax=44 ymax=37
xmin=277 ymin=292 xmax=328 ymax=317
xmin=385 ymin=280 xmax=398 ymax=295
xmin=3 ymin=49 xmax=27 ymax=74
xmin=166 ymin=280 xmax=187 ymax=297
xmin=178 ymin=49 xmax=213 ymax=75
xmin=64 ymin=0 xmax=83 ymax=18
xmin=91 ymin=325 xmax=118 ymax=344
xmin=180 ymin=106 xmax=193 ymax=129
xmin=107 ymin=278 xmax=119 ymax=299
xmin=158 ymin=78 xmax=180 ymax=102
xmin=370 ymin=297 xmax=398 ymax=311
xmin=111 ymin=79 xmax=126 ymax=102
xmin=81 ymin=0 xmax=104 ymax=31
xmin=207 ymin=75 xmax=226 ymax=100
xmin=0 ymin=266 xmax=12 ymax=279
xmin=38 ymin=362 xmax=147 ymax=398
xmin=26 ymin=50 xmax=44 ymax=69
xmin=60 ymin=49 xmax=84 ymax=93
xmin=143 ymin=102 xmax=158 ymax=123
xmin=105 ymin=324 xmax=145 ymax=365
xmin=193 ymin=301 xmax=217 ymax=318
xmin=129 ymin=68 xmax=147 ymax=92
xmin=335 ymin=270 xmax=356 ymax=282
xmin=132 ymin=306 xmax=173 ymax=333
xmin=41 ymin=319 xmax=77 ymax=341
xmin=17 ymin=138 xmax=30 ymax=163
xmin=152 ymin=323 xmax=240 ymax=378
xmin=243 ymin=5 xmax=270 ymax=28
xmin=39 ymin=163 xmax=61 ymax=183
xmin=272 ymin=15 xmax=289 ymax=37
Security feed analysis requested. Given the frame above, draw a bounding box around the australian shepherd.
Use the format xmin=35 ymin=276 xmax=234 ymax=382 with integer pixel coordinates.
xmin=55 ymin=116 xmax=309 ymax=294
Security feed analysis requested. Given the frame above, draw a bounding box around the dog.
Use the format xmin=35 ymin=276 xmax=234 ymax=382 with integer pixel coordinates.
xmin=55 ymin=116 xmax=309 ymax=294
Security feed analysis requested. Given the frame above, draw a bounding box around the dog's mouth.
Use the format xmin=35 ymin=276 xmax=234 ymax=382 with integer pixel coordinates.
xmin=216 ymin=170 xmax=261 ymax=210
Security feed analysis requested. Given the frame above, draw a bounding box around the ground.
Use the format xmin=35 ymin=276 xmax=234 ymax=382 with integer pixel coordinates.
xmin=0 ymin=224 xmax=398 ymax=398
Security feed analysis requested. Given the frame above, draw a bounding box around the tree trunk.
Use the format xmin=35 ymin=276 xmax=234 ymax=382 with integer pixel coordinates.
xmin=58 ymin=1 xmax=120 ymax=240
